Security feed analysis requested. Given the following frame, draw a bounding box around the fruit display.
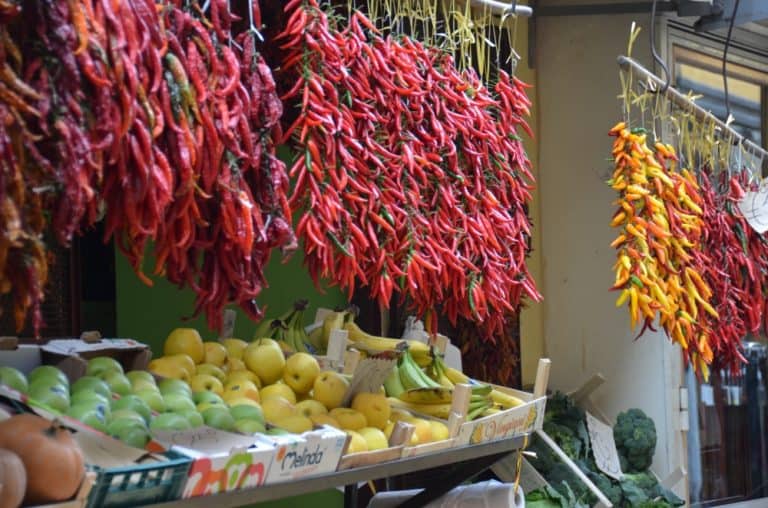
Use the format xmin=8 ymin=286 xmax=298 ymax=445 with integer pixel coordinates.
xmin=0 ymin=413 xmax=85 ymax=505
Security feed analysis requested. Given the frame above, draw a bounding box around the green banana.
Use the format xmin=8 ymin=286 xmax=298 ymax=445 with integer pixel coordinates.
xmin=467 ymin=401 xmax=493 ymax=421
xmin=398 ymin=349 xmax=442 ymax=390
xmin=383 ymin=365 xmax=406 ymax=398
xmin=470 ymin=383 xmax=493 ymax=397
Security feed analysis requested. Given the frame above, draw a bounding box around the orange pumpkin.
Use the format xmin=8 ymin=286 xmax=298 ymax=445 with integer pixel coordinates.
xmin=0 ymin=414 xmax=84 ymax=504
xmin=0 ymin=449 xmax=26 ymax=508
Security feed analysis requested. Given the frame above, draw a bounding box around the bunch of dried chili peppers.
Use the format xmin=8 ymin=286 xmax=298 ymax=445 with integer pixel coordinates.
xmin=277 ymin=0 xmax=540 ymax=339
xmin=0 ymin=0 xmax=294 ymax=334
xmin=608 ymin=121 xmax=768 ymax=375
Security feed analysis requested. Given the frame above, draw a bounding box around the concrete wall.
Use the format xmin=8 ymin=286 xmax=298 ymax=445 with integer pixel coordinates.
xmin=535 ymin=11 xmax=685 ymax=485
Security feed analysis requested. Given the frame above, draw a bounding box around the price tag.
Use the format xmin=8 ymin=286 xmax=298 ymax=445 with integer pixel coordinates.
xmin=700 ymin=384 xmax=714 ymax=407
xmin=737 ymin=182 xmax=768 ymax=233
xmin=586 ymin=411 xmax=623 ymax=481
xmin=220 ymin=309 xmax=237 ymax=339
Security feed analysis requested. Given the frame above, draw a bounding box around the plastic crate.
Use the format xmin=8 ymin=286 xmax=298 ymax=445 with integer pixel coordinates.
xmin=85 ymin=450 xmax=192 ymax=508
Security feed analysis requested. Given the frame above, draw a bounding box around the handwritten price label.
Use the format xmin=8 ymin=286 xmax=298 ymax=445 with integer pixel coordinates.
xmin=738 ymin=181 xmax=768 ymax=234
xmin=586 ymin=411 xmax=623 ymax=481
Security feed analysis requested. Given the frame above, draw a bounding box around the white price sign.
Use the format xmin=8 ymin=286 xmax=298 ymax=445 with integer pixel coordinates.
xmin=586 ymin=411 xmax=623 ymax=481
xmin=737 ymin=181 xmax=768 ymax=234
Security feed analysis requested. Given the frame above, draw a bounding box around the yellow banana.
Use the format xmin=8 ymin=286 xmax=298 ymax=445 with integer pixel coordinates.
xmin=490 ymin=389 xmax=525 ymax=409
xmin=344 ymin=321 xmax=430 ymax=357
xmin=398 ymin=388 xmax=454 ymax=404
xmin=444 ymin=366 xmax=470 ymax=385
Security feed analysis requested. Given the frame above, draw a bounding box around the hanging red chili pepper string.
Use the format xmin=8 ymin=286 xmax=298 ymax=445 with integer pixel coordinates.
xmin=278 ymin=0 xmax=540 ymax=339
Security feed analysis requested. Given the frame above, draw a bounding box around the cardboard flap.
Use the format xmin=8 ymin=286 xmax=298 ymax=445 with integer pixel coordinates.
xmin=74 ymin=431 xmax=151 ymax=469
xmin=152 ymin=426 xmax=259 ymax=455
xmin=341 ymin=355 xmax=398 ymax=406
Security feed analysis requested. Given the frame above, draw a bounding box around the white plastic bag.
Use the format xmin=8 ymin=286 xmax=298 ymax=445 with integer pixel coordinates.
xmin=367 ymin=480 xmax=525 ymax=508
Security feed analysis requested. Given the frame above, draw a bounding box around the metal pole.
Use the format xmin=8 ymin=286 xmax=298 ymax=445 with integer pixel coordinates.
xmin=617 ymin=55 xmax=768 ymax=163
xmin=468 ymin=0 xmax=533 ymax=17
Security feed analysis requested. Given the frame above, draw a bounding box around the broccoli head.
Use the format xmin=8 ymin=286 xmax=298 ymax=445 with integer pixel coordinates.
xmin=614 ymin=408 xmax=657 ymax=472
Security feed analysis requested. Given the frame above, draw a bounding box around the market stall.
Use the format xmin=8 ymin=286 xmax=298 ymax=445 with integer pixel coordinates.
xmin=2 ymin=0 xmax=768 ymax=507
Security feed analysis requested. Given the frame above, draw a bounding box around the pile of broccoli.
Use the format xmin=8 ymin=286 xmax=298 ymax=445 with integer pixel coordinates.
xmin=524 ymin=392 xmax=683 ymax=507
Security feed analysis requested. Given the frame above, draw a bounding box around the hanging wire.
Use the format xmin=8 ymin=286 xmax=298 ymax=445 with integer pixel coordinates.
xmin=723 ymin=0 xmax=742 ymax=123
xmin=649 ymin=0 xmax=670 ymax=93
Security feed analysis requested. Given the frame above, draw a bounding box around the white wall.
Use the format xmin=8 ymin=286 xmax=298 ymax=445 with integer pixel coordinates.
xmin=535 ymin=13 xmax=685 ymax=486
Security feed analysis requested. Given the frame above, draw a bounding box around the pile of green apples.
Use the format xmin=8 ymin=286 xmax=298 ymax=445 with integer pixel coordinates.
xmin=0 ymin=358 xmax=266 ymax=449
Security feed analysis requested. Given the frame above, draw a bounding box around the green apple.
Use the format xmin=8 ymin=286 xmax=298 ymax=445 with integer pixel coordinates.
xmin=67 ymin=403 xmax=109 ymax=432
xmin=201 ymin=406 xmax=235 ymax=431
xmin=233 ymin=419 xmax=266 ymax=435
xmin=111 ymin=395 xmax=151 ymax=423
xmin=193 ymin=391 xmax=225 ymax=406
xmin=29 ymin=366 xmax=69 ymax=388
xmin=181 ymin=410 xmax=204 ymax=428
xmin=111 ymin=409 xmax=146 ymax=424
xmin=158 ymin=378 xmax=192 ymax=397
xmin=103 ymin=371 xmax=132 ymax=396
xmin=71 ymin=391 xmax=111 ymax=409
xmin=71 ymin=376 xmax=112 ymax=398
xmin=0 ymin=366 xmax=28 ymax=393
xmin=28 ymin=381 xmax=70 ymax=413
xmin=86 ymin=357 xmax=124 ymax=377
xmin=107 ymin=418 xmax=150 ymax=449
xmin=230 ymin=404 xmax=264 ymax=424
xmin=126 ymin=370 xmax=156 ymax=386
xmin=135 ymin=389 xmax=166 ymax=413
xmin=163 ymin=393 xmax=196 ymax=414
xmin=150 ymin=413 xmax=192 ymax=432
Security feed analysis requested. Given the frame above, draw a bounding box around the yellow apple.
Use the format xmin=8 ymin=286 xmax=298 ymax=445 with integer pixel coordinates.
xmin=351 ymin=392 xmax=390 ymax=430
xmin=148 ymin=358 xmax=190 ymax=382
xmin=310 ymin=414 xmax=340 ymax=429
xmin=272 ymin=414 xmax=313 ymax=434
xmin=225 ymin=370 xmax=262 ymax=388
xmin=312 ymin=371 xmax=349 ymax=410
xmin=162 ymin=354 xmax=196 ymax=377
xmin=329 ymin=408 xmax=367 ymax=431
xmin=260 ymin=384 xmax=296 ymax=404
xmin=222 ymin=338 xmax=249 ymax=359
xmin=410 ymin=418 xmax=433 ymax=444
xmin=196 ymin=363 xmax=226 ymax=382
xmin=344 ymin=431 xmax=368 ymax=454
xmin=262 ymin=397 xmax=296 ymax=424
xmin=224 ymin=357 xmax=246 ymax=373
xmin=223 ymin=380 xmax=260 ymax=403
xmin=358 ymin=427 xmax=389 ymax=451
xmin=429 ymin=420 xmax=450 ymax=442
xmin=189 ymin=374 xmax=224 ymax=395
xmin=243 ymin=342 xmax=285 ymax=385
xmin=283 ymin=353 xmax=320 ymax=395
xmin=203 ymin=342 xmax=228 ymax=367
xmin=389 ymin=408 xmax=413 ymax=423
xmin=295 ymin=399 xmax=328 ymax=418
xmin=164 ymin=328 xmax=205 ymax=364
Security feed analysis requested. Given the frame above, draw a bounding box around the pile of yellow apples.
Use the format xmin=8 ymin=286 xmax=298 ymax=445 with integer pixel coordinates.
xmin=148 ymin=329 xmax=450 ymax=453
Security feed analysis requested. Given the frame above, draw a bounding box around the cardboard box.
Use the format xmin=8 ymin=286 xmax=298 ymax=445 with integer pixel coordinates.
xmin=150 ymin=426 xmax=275 ymax=498
xmin=258 ymin=425 xmax=347 ymax=483
xmin=0 ymin=339 xmax=151 ymax=383
xmin=454 ymin=385 xmax=547 ymax=446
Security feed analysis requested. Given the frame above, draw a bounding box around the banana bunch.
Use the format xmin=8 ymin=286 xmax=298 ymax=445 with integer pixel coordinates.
xmin=253 ymin=300 xmax=312 ymax=353
xmin=388 ymin=384 xmax=493 ymax=421
xmin=425 ymin=350 xmax=455 ymax=388
xmin=608 ymin=122 xmax=716 ymax=374
xmin=343 ymin=321 xmax=431 ymax=366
